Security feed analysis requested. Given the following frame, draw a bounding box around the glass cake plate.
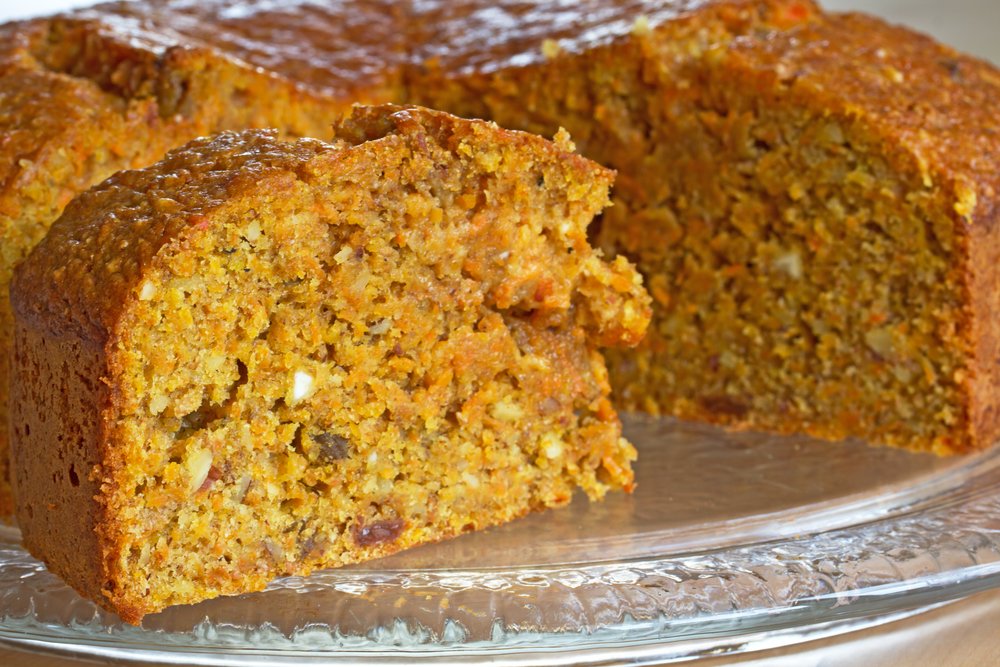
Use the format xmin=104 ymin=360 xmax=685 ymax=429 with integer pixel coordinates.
xmin=4 ymin=414 xmax=1000 ymax=665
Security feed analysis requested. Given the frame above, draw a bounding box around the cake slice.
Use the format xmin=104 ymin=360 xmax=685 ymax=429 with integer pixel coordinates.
xmin=9 ymin=105 xmax=650 ymax=623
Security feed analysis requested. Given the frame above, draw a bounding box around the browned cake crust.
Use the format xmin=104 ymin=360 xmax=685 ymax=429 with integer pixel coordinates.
xmin=11 ymin=105 xmax=649 ymax=622
xmin=72 ymin=0 xmax=409 ymax=100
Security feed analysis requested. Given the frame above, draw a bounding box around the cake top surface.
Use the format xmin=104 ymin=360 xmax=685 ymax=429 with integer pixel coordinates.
xmin=412 ymin=0 xmax=817 ymax=73
xmin=414 ymin=0 xmax=714 ymax=73
xmin=71 ymin=0 xmax=408 ymax=98
xmin=68 ymin=0 xmax=817 ymax=81
xmin=724 ymin=11 xmax=1000 ymax=223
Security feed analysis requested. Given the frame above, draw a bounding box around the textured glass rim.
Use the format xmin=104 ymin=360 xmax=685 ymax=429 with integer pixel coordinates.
xmin=0 ymin=596 xmax=988 ymax=666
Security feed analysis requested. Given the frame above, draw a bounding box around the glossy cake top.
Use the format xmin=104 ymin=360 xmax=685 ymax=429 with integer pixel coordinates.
xmin=415 ymin=0 xmax=716 ymax=72
xmin=73 ymin=0 xmax=409 ymax=98
xmin=413 ymin=0 xmax=816 ymax=73
xmin=70 ymin=0 xmax=817 ymax=81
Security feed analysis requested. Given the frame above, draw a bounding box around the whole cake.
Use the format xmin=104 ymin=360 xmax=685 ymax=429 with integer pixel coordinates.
xmin=3 ymin=2 xmax=1000 ymax=508
xmin=10 ymin=104 xmax=650 ymax=623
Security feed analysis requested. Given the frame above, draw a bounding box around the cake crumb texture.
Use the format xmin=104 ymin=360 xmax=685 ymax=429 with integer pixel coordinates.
xmin=410 ymin=2 xmax=1000 ymax=454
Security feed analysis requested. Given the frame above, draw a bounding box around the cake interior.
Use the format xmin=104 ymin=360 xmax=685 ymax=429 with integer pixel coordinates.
xmin=102 ymin=121 xmax=640 ymax=614
xmin=414 ymin=12 xmax=971 ymax=453
xmin=600 ymin=66 xmax=969 ymax=452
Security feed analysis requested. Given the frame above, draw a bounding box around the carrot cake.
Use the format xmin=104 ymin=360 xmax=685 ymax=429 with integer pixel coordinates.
xmin=4 ymin=0 xmax=1000 ymax=519
xmin=0 ymin=5 xmax=390 ymax=512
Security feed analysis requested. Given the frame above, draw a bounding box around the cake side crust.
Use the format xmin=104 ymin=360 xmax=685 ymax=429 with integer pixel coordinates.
xmin=9 ymin=322 xmax=112 ymax=608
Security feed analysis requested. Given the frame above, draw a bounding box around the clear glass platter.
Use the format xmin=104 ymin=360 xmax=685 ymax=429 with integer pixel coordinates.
xmin=4 ymin=414 xmax=1000 ymax=665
